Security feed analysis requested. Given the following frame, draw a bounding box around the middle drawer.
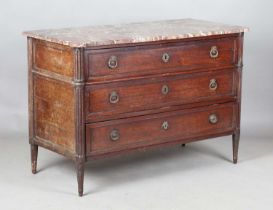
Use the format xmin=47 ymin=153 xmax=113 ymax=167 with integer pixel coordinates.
xmin=85 ymin=69 xmax=236 ymax=122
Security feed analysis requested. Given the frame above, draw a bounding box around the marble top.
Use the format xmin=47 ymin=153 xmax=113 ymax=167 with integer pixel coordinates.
xmin=23 ymin=19 xmax=248 ymax=48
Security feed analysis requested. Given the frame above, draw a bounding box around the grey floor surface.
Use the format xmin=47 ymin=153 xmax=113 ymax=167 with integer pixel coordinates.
xmin=0 ymin=122 xmax=273 ymax=210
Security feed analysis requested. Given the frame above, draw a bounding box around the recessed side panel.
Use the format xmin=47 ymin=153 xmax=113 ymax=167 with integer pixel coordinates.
xmin=33 ymin=75 xmax=76 ymax=153
xmin=33 ymin=39 xmax=74 ymax=78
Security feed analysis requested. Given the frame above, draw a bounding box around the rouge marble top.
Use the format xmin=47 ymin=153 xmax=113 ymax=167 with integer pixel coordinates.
xmin=23 ymin=19 xmax=248 ymax=48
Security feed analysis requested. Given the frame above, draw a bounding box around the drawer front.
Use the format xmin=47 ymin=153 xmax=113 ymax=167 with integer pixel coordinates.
xmin=86 ymin=37 xmax=237 ymax=79
xmin=86 ymin=103 xmax=236 ymax=156
xmin=86 ymin=69 xmax=236 ymax=121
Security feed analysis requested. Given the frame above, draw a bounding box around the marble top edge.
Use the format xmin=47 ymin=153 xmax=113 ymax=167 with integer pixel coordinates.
xmin=23 ymin=18 xmax=249 ymax=48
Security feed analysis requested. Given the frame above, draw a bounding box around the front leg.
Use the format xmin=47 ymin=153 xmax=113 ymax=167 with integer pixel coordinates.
xmin=76 ymin=158 xmax=85 ymax=196
xmin=232 ymin=130 xmax=240 ymax=164
xmin=31 ymin=144 xmax=38 ymax=174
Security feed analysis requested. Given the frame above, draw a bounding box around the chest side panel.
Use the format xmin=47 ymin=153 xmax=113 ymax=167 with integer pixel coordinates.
xmin=33 ymin=40 xmax=74 ymax=79
xmin=29 ymin=39 xmax=84 ymax=157
xmin=33 ymin=76 xmax=76 ymax=151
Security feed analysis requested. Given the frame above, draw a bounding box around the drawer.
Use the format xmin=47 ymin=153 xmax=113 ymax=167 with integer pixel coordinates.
xmin=86 ymin=37 xmax=237 ymax=79
xmin=86 ymin=69 xmax=236 ymax=121
xmin=86 ymin=103 xmax=236 ymax=156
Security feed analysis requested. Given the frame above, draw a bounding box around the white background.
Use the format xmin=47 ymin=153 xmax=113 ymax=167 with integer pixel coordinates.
xmin=1 ymin=0 xmax=273 ymax=209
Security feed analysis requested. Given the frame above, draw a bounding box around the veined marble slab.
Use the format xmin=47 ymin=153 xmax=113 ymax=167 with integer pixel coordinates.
xmin=23 ymin=19 xmax=249 ymax=47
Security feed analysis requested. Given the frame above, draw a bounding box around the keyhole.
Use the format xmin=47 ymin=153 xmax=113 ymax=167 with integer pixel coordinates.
xmin=162 ymin=53 xmax=170 ymax=63
xmin=162 ymin=121 xmax=169 ymax=130
xmin=161 ymin=85 xmax=169 ymax=95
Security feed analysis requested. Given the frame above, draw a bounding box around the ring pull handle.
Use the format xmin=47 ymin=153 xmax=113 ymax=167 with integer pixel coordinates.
xmin=161 ymin=84 xmax=169 ymax=95
xmin=110 ymin=129 xmax=120 ymax=141
xmin=108 ymin=55 xmax=118 ymax=69
xmin=209 ymin=79 xmax=218 ymax=91
xmin=162 ymin=53 xmax=170 ymax=63
xmin=210 ymin=46 xmax=219 ymax=58
xmin=209 ymin=114 xmax=218 ymax=124
xmin=109 ymin=91 xmax=119 ymax=104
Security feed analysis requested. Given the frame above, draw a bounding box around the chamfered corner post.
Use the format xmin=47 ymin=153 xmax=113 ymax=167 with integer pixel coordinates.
xmin=73 ymin=47 xmax=86 ymax=196
xmin=27 ymin=37 xmax=39 ymax=174
xmin=232 ymin=32 xmax=244 ymax=164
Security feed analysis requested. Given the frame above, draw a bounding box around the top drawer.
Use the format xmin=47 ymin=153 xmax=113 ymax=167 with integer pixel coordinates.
xmin=86 ymin=37 xmax=237 ymax=80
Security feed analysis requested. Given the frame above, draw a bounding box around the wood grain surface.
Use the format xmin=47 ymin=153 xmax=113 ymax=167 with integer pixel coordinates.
xmin=86 ymin=103 xmax=235 ymax=156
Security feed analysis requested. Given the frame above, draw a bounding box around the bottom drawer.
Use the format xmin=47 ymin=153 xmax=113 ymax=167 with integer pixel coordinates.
xmin=86 ymin=103 xmax=236 ymax=156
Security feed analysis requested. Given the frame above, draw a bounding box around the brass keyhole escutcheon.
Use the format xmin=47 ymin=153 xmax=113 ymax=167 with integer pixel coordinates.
xmin=162 ymin=121 xmax=169 ymax=130
xmin=209 ymin=79 xmax=218 ymax=91
xmin=110 ymin=129 xmax=120 ymax=141
xmin=162 ymin=53 xmax=170 ymax=63
xmin=108 ymin=55 xmax=118 ymax=69
xmin=161 ymin=84 xmax=169 ymax=95
xmin=109 ymin=91 xmax=119 ymax=104
xmin=210 ymin=46 xmax=219 ymax=58
xmin=209 ymin=114 xmax=218 ymax=124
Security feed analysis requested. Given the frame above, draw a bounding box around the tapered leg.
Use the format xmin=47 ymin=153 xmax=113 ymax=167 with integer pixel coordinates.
xmin=76 ymin=158 xmax=85 ymax=196
xmin=232 ymin=130 xmax=240 ymax=164
xmin=181 ymin=144 xmax=186 ymax=147
xmin=31 ymin=144 xmax=38 ymax=174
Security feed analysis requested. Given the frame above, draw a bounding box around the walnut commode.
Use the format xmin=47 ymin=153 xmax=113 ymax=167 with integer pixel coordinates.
xmin=24 ymin=19 xmax=248 ymax=196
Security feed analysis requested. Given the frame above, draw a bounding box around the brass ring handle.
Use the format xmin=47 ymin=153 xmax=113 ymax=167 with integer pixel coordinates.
xmin=162 ymin=53 xmax=170 ymax=63
xmin=161 ymin=84 xmax=169 ymax=95
xmin=162 ymin=121 xmax=169 ymax=130
xmin=109 ymin=91 xmax=119 ymax=104
xmin=110 ymin=129 xmax=120 ymax=141
xmin=108 ymin=55 xmax=118 ymax=69
xmin=209 ymin=114 xmax=218 ymax=124
xmin=210 ymin=46 xmax=219 ymax=58
xmin=209 ymin=79 xmax=218 ymax=91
